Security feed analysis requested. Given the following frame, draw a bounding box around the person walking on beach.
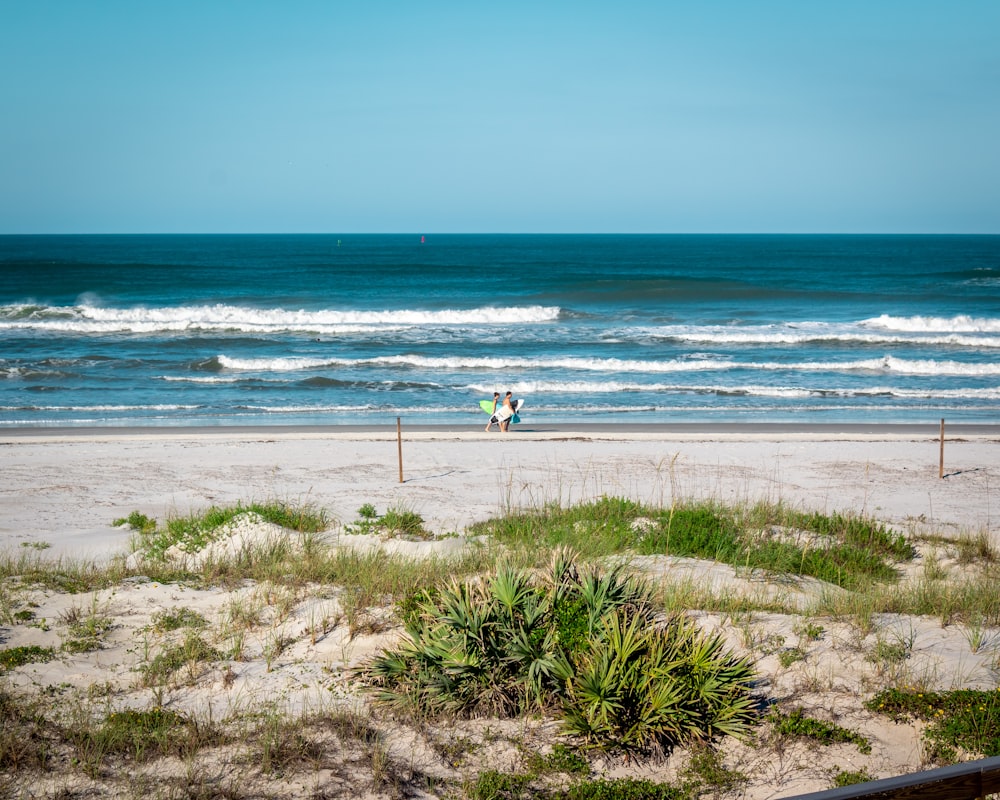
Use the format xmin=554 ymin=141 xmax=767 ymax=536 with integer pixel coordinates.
xmin=499 ymin=391 xmax=514 ymax=432
xmin=484 ymin=392 xmax=501 ymax=432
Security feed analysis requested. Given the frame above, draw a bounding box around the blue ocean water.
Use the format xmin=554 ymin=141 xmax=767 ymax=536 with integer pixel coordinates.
xmin=1 ymin=234 xmax=998 ymax=428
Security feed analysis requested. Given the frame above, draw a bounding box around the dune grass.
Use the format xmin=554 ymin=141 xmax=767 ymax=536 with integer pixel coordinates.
xmin=3 ymin=494 xmax=1000 ymax=796
xmin=469 ymin=496 xmax=914 ymax=590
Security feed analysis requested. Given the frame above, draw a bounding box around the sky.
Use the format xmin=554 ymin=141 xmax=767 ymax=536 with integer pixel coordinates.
xmin=1 ymin=1 xmax=998 ymax=234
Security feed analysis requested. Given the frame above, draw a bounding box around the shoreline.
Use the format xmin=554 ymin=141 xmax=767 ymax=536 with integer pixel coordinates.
xmin=3 ymin=420 xmax=999 ymax=443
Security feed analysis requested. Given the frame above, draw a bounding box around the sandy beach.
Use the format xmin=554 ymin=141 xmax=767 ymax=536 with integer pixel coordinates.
xmin=2 ymin=423 xmax=996 ymax=560
xmin=2 ymin=423 xmax=1000 ymax=798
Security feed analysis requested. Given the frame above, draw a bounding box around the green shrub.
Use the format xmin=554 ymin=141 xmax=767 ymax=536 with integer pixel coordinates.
xmin=141 ymin=632 xmax=222 ymax=687
xmin=69 ymin=706 xmax=222 ymax=775
xmin=471 ymin=498 xmax=912 ymax=591
xmin=867 ymin=687 xmax=1000 ymax=761
xmin=0 ymin=645 xmax=56 ymax=671
xmin=561 ymin=612 xmax=756 ymax=755
xmin=561 ymin=778 xmax=688 ymax=800
xmin=831 ymin=767 xmax=875 ymax=788
xmin=379 ymin=508 xmax=429 ymax=538
xmin=466 ymin=770 xmax=534 ymax=800
xmin=526 ymin=743 xmax=590 ymax=776
xmin=346 ymin=505 xmax=431 ymax=539
xmin=61 ymin=605 xmax=114 ymax=654
xmin=113 ymin=511 xmax=157 ymax=535
xmin=641 ymin=506 xmax=741 ymax=559
xmin=770 ymin=708 xmax=871 ymax=753
xmin=681 ymin=744 xmax=745 ymax=791
xmin=93 ymin=707 xmax=190 ymax=759
xmin=360 ymin=549 xmax=755 ymax=757
xmin=151 ymin=606 xmax=208 ymax=632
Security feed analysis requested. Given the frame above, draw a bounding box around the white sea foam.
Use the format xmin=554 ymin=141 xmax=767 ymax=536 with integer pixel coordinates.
xmin=862 ymin=314 xmax=1000 ymax=333
xmin=215 ymin=352 xmax=1000 ymax=377
xmin=465 ymin=381 xmax=1000 ymax=400
xmin=636 ymin=322 xmax=1000 ymax=348
xmin=217 ymin=355 xmax=334 ymax=371
xmin=0 ymin=302 xmax=561 ymax=333
xmin=0 ymin=404 xmax=201 ymax=412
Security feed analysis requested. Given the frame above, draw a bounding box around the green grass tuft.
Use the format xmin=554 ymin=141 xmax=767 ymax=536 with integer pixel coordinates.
xmin=867 ymin=687 xmax=1000 ymax=762
xmin=770 ymin=707 xmax=871 ymax=753
xmin=471 ymin=497 xmax=912 ymax=591
xmin=132 ymin=500 xmax=329 ymax=561
xmin=0 ymin=645 xmax=56 ymax=671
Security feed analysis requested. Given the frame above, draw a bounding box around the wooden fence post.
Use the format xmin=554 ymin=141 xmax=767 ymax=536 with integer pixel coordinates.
xmin=940 ymin=418 xmax=945 ymax=479
xmin=397 ymin=417 xmax=404 ymax=483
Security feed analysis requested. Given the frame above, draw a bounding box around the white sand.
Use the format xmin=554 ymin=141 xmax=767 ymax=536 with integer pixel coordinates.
xmin=2 ymin=426 xmax=996 ymax=559
xmin=1 ymin=425 xmax=999 ymax=798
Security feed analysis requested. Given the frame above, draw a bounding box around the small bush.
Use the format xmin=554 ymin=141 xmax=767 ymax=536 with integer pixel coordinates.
xmin=151 ymin=606 xmax=208 ymax=632
xmin=867 ymin=687 xmax=1000 ymax=761
xmin=346 ymin=506 xmax=430 ymax=539
xmin=69 ymin=706 xmax=223 ymax=776
xmin=113 ymin=511 xmax=157 ymax=535
xmin=141 ymin=632 xmax=222 ymax=687
xmin=380 ymin=508 xmax=429 ymax=538
xmin=0 ymin=645 xmax=56 ymax=671
xmin=527 ymin=743 xmax=590 ymax=776
xmin=467 ymin=769 xmax=534 ymax=800
xmin=681 ymin=744 xmax=745 ymax=792
xmin=831 ymin=767 xmax=875 ymax=788
xmin=95 ymin=707 xmax=190 ymax=758
xmin=61 ymin=605 xmax=114 ymax=654
xmin=770 ymin=708 xmax=871 ymax=753
xmin=778 ymin=647 xmax=805 ymax=668
xmin=561 ymin=778 xmax=688 ymax=800
xmin=360 ymin=550 xmax=756 ymax=757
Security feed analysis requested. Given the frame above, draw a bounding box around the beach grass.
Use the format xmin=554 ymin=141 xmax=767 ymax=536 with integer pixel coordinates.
xmin=3 ymin=495 xmax=1000 ymax=797
xmin=468 ymin=496 xmax=914 ymax=590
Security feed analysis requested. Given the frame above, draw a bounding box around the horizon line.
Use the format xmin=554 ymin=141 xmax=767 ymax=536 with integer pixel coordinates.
xmin=2 ymin=231 xmax=998 ymax=237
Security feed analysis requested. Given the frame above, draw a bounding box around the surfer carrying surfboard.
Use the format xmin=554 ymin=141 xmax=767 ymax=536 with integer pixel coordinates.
xmin=481 ymin=392 xmax=524 ymax=432
xmin=499 ymin=391 xmax=515 ymax=432
xmin=484 ymin=392 xmax=501 ymax=432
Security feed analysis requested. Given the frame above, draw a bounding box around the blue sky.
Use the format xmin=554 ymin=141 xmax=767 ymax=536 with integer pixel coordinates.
xmin=2 ymin=1 xmax=998 ymax=233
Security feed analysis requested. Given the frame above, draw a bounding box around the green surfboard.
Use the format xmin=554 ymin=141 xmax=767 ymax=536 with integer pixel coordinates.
xmin=480 ymin=398 xmax=523 ymax=423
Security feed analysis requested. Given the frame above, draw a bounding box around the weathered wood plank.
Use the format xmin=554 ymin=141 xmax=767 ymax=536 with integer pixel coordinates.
xmin=779 ymin=757 xmax=1000 ymax=800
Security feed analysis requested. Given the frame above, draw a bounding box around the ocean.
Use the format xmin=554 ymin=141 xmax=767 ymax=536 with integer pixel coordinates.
xmin=1 ymin=234 xmax=998 ymax=428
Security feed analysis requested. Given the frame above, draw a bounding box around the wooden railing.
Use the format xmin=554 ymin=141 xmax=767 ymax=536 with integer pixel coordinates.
xmin=780 ymin=757 xmax=1000 ymax=800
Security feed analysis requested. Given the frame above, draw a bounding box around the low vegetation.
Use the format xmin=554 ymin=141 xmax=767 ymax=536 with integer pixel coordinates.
xmin=117 ymin=499 xmax=330 ymax=561
xmin=867 ymin=687 xmax=1000 ymax=763
xmin=470 ymin=497 xmax=914 ymax=590
xmin=360 ymin=549 xmax=756 ymax=757
xmin=345 ymin=503 xmax=434 ymax=539
xmin=769 ymin=708 xmax=871 ymax=754
xmin=2 ymin=495 xmax=999 ymax=797
xmin=0 ymin=645 xmax=55 ymax=671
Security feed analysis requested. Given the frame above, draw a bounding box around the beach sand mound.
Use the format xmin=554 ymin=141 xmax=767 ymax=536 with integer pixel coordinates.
xmin=5 ymin=530 xmax=1000 ymax=799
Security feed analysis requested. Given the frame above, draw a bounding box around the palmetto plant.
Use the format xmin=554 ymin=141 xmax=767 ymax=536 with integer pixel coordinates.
xmin=562 ymin=611 xmax=756 ymax=755
xmin=360 ymin=548 xmax=756 ymax=756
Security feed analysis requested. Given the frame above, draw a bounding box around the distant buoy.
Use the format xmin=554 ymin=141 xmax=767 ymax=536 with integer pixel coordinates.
xmin=420 ymin=235 xmax=425 ymax=244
